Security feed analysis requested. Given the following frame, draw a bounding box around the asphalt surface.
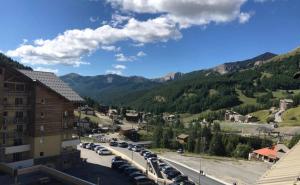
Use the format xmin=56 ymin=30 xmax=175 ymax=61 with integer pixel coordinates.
xmin=104 ymin=143 xmax=225 ymax=185
xmin=164 ymin=159 xmax=225 ymax=185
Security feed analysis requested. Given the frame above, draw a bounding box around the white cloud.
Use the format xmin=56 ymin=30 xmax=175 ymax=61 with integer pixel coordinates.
xmin=115 ymin=53 xmax=136 ymax=62
xmin=7 ymin=16 xmax=180 ymax=66
xmin=107 ymin=0 xmax=250 ymax=28
xmin=111 ymin=14 xmax=131 ymax=26
xmin=89 ymin=16 xmax=99 ymax=22
xmin=106 ymin=64 xmax=127 ymax=75
xmin=137 ymin=51 xmax=146 ymax=57
xmin=34 ymin=67 xmax=59 ymax=74
xmin=114 ymin=64 xmax=126 ymax=69
xmin=101 ymin=45 xmax=121 ymax=52
xmin=239 ymin=12 xmax=252 ymax=23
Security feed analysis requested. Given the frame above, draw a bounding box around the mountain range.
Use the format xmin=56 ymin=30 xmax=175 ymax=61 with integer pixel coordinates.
xmin=2 ymin=47 xmax=300 ymax=115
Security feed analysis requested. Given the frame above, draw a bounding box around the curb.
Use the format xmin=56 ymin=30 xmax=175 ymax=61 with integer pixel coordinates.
xmin=159 ymin=156 xmax=231 ymax=185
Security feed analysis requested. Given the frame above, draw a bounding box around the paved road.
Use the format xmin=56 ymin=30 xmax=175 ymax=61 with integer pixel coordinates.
xmin=104 ymin=143 xmax=225 ymax=185
xmin=164 ymin=159 xmax=225 ymax=185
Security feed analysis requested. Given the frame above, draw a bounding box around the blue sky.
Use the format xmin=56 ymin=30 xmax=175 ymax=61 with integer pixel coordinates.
xmin=1 ymin=0 xmax=300 ymax=78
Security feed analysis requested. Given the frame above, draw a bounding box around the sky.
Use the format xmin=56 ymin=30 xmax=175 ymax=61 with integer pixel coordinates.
xmin=0 ymin=0 xmax=300 ymax=78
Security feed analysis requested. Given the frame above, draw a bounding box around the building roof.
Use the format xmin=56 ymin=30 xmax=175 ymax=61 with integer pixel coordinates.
xmin=257 ymin=141 xmax=300 ymax=185
xmin=253 ymin=144 xmax=289 ymax=159
xmin=18 ymin=70 xmax=83 ymax=102
xmin=281 ymin=99 xmax=294 ymax=103
xmin=177 ymin=134 xmax=189 ymax=139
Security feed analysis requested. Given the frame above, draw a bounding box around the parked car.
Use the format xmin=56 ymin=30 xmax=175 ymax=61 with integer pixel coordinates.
xmin=170 ymin=180 xmax=195 ymax=185
xmin=158 ymin=163 xmax=168 ymax=170
xmin=109 ymin=141 xmax=118 ymax=146
xmin=129 ymin=172 xmax=145 ymax=180
xmin=111 ymin=161 xmax=128 ymax=169
xmin=133 ymin=176 xmax=155 ymax=185
xmin=147 ymin=157 xmax=158 ymax=164
xmin=94 ymin=145 xmax=105 ymax=152
xmin=128 ymin=144 xmax=134 ymax=150
xmin=124 ymin=166 xmax=141 ymax=175
xmin=145 ymin=153 xmax=157 ymax=160
xmin=80 ymin=142 xmax=88 ymax=148
xmin=117 ymin=164 xmax=132 ymax=172
xmin=161 ymin=166 xmax=174 ymax=174
xmin=132 ymin=145 xmax=142 ymax=152
xmin=140 ymin=150 xmax=149 ymax=156
xmin=98 ymin=148 xmax=112 ymax=155
xmin=172 ymin=175 xmax=188 ymax=183
xmin=118 ymin=142 xmax=128 ymax=148
xmin=112 ymin=156 xmax=124 ymax=163
xmin=86 ymin=143 xmax=95 ymax=150
xmin=177 ymin=149 xmax=184 ymax=154
xmin=166 ymin=170 xmax=181 ymax=180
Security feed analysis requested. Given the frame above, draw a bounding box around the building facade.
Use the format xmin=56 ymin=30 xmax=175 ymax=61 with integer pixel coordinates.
xmin=0 ymin=66 xmax=83 ymax=169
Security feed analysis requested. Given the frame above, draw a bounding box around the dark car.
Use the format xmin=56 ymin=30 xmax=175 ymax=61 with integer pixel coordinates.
xmin=170 ymin=180 xmax=195 ymax=185
xmin=111 ymin=161 xmax=128 ymax=169
xmin=172 ymin=175 xmax=188 ymax=183
xmin=128 ymin=144 xmax=134 ymax=150
xmin=112 ymin=156 xmax=125 ymax=163
xmin=118 ymin=142 xmax=128 ymax=148
xmin=124 ymin=166 xmax=141 ymax=175
xmin=145 ymin=153 xmax=157 ymax=160
xmin=140 ymin=150 xmax=149 ymax=156
xmin=79 ymin=142 xmax=88 ymax=148
xmin=129 ymin=172 xmax=145 ymax=180
xmin=132 ymin=176 xmax=155 ymax=185
xmin=117 ymin=164 xmax=132 ymax=172
xmin=109 ymin=141 xmax=118 ymax=146
xmin=166 ymin=170 xmax=181 ymax=180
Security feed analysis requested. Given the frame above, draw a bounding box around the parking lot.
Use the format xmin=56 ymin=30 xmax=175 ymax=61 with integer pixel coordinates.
xmin=65 ymin=146 xmax=133 ymax=185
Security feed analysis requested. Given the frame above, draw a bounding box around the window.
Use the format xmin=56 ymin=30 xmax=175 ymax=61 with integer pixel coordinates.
xmin=40 ymin=125 xmax=44 ymax=132
xmin=16 ymin=84 xmax=25 ymax=91
xmin=40 ymin=152 xmax=44 ymax=157
xmin=41 ymin=98 xmax=45 ymax=104
xmin=40 ymin=138 xmax=44 ymax=144
xmin=2 ymin=133 xmax=6 ymax=144
xmin=3 ymin=97 xmax=7 ymax=104
xmin=15 ymin=98 xmax=23 ymax=105
xmin=3 ymin=83 xmax=8 ymax=88
xmin=40 ymin=112 xmax=45 ymax=118
xmin=3 ymin=112 xmax=8 ymax=117
xmin=0 ymin=68 xmax=2 ymax=75
xmin=15 ymin=112 xmax=23 ymax=118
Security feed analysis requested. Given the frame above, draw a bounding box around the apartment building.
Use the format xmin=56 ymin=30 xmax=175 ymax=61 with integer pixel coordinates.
xmin=0 ymin=65 xmax=84 ymax=169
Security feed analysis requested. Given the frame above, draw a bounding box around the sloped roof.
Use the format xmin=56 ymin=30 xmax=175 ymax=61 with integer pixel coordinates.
xmin=18 ymin=70 xmax=83 ymax=102
xmin=253 ymin=144 xmax=289 ymax=159
xmin=177 ymin=134 xmax=189 ymax=139
xmin=257 ymin=141 xmax=300 ymax=185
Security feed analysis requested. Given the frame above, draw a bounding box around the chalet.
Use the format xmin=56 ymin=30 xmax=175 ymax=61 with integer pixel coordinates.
xmin=108 ymin=109 xmax=118 ymax=118
xmin=176 ymin=134 xmax=189 ymax=144
xmin=125 ymin=111 xmax=140 ymax=122
xmin=225 ymin=110 xmax=246 ymax=123
xmin=249 ymin=144 xmax=290 ymax=163
xmin=0 ymin=66 xmax=83 ymax=169
xmin=280 ymin=99 xmax=294 ymax=111
xmin=80 ymin=106 xmax=95 ymax=116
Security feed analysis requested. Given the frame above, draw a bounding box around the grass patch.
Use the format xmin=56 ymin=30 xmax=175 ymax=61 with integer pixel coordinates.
xmin=250 ymin=110 xmax=271 ymax=123
xmin=236 ymin=89 xmax=256 ymax=105
xmin=281 ymin=106 xmax=300 ymax=126
xmin=75 ymin=111 xmax=111 ymax=125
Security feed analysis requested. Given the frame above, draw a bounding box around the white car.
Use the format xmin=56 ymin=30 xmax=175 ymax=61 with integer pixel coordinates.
xmin=98 ymin=148 xmax=112 ymax=155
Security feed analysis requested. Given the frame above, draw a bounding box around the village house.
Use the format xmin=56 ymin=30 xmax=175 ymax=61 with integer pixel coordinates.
xmin=125 ymin=110 xmax=140 ymax=123
xmin=280 ymin=99 xmax=294 ymax=111
xmin=248 ymin=144 xmax=290 ymax=163
xmin=108 ymin=109 xmax=118 ymax=118
xmin=225 ymin=110 xmax=258 ymax=123
xmin=176 ymin=134 xmax=189 ymax=144
xmin=0 ymin=66 xmax=83 ymax=169
xmin=80 ymin=105 xmax=95 ymax=116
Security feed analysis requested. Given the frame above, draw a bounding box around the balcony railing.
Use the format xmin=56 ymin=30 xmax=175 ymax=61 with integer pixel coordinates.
xmin=4 ymin=144 xmax=31 ymax=155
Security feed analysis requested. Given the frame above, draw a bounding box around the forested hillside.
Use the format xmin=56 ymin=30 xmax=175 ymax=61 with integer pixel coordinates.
xmin=0 ymin=53 xmax=32 ymax=70
xmin=126 ymin=48 xmax=300 ymax=114
xmin=61 ymin=73 xmax=162 ymax=105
